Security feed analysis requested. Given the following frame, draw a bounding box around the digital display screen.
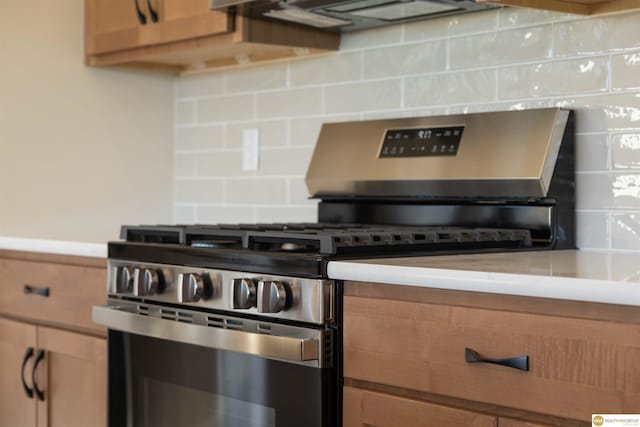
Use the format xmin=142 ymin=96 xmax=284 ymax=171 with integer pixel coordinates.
xmin=379 ymin=126 xmax=464 ymax=158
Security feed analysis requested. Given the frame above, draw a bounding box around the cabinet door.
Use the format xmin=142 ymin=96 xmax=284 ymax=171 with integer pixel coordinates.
xmin=154 ymin=0 xmax=233 ymax=45
xmin=0 ymin=317 xmax=37 ymax=427
xmin=498 ymin=419 xmax=550 ymax=427
xmin=35 ymin=327 xmax=107 ymax=427
xmin=85 ymin=0 xmax=150 ymax=55
xmin=344 ymin=386 xmax=496 ymax=427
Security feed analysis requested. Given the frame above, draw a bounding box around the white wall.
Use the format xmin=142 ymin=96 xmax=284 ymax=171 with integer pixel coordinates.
xmin=174 ymin=8 xmax=640 ymax=252
xmin=0 ymin=0 xmax=175 ymax=243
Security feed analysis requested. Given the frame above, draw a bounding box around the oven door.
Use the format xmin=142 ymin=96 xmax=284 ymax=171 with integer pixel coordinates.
xmin=94 ymin=304 xmax=338 ymax=427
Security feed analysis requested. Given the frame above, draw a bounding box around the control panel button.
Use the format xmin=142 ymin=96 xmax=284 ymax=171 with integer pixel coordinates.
xmin=178 ymin=273 xmax=206 ymax=303
xmin=134 ymin=268 xmax=162 ymax=297
xmin=113 ymin=266 xmax=133 ymax=293
xmin=232 ymin=278 xmax=256 ymax=309
xmin=257 ymin=280 xmax=288 ymax=314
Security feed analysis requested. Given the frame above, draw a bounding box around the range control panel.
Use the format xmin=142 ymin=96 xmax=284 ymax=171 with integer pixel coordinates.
xmin=379 ymin=126 xmax=464 ymax=158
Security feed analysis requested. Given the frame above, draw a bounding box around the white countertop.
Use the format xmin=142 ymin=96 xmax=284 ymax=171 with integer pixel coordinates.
xmin=328 ymin=250 xmax=640 ymax=306
xmin=0 ymin=237 xmax=107 ymax=258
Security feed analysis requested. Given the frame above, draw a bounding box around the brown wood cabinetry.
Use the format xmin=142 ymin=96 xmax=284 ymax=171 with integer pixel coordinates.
xmin=344 ymin=386 xmax=497 ymax=427
xmin=84 ymin=0 xmax=339 ymax=73
xmin=343 ymin=281 xmax=640 ymax=426
xmin=0 ymin=251 xmax=107 ymax=427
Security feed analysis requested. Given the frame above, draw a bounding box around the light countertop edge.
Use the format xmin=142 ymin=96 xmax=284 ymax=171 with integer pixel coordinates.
xmin=0 ymin=237 xmax=107 ymax=258
xmin=327 ymin=251 xmax=640 ymax=307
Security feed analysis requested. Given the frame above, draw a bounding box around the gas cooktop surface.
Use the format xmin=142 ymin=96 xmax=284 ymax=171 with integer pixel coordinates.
xmin=120 ymin=223 xmax=533 ymax=256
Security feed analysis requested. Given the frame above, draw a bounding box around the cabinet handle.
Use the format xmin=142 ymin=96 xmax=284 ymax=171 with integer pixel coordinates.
xmin=32 ymin=350 xmax=46 ymax=402
xmin=464 ymin=347 xmax=529 ymax=372
xmin=24 ymin=285 xmax=50 ymax=297
xmin=147 ymin=0 xmax=159 ymax=23
xmin=134 ymin=0 xmax=147 ymax=24
xmin=21 ymin=347 xmax=34 ymax=399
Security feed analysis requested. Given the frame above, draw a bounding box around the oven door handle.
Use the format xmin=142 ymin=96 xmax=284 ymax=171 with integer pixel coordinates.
xmin=92 ymin=305 xmax=320 ymax=364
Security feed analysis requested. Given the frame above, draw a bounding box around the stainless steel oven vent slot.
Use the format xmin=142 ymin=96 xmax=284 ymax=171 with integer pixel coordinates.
xmin=206 ymin=316 xmax=225 ymax=328
xmin=136 ymin=305 xmax=150 ymax=316
xmin=161 ymin=309 xmax=176 ymax=320
xmin=225 ymin=319 xmax=244 ymax=330
xmin=176 ymin=312 xmax=193 ymax=324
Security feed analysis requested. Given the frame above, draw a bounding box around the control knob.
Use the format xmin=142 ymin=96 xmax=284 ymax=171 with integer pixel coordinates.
xmin=232 ymin=278 xmax=256 ymax=309
xmin=178 ymin=273 xmax=207 ymax=303
xmin=134 ymin=268 xmax=162 ymax=297
xmin=113 ymin=266 xmax=133 ymax=293
xmin=257 ymin=280 xmax=288 ymax=314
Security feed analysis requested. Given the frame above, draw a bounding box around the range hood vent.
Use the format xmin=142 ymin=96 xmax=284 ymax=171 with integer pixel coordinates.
xmin=210 ymin=0 xmax=500 ymax=32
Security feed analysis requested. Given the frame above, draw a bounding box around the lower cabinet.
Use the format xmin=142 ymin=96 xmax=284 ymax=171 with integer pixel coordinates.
xmin=343 ymin=281 xmax=640 ymax=426
xmin=344 ymin=386 xmax=497 ymax=427
xmin=0 ymin=317 xmax=106 ymax=427
xmin=0 ymin=251 xmax=107 ymax=427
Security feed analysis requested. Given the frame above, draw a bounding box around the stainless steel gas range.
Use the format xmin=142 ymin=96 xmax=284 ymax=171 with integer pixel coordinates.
xmin=93 ymin=108 xmax=574 ymax=427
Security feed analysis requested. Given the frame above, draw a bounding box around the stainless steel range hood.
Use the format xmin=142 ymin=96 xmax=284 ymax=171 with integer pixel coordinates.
xmin=209 ymin=0 xmax=500 ymax=32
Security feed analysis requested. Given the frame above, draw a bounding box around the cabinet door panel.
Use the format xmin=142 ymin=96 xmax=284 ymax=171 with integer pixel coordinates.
xmin=0 ymin=317 xmax=37 ymax=427
xmin=344 ymin=386 xmax=497 ymax=427
xmin=155 ymin=0 xmax=232 ymax=45
xmin=499 ymin=418 xmax=550 ymax=427
xmin=85 ymin=0 xmax=149 ymax=55
xmin=36 ymin=327 xmax=107 ymax=427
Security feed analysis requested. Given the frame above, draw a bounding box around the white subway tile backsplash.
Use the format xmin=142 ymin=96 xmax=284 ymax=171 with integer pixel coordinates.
xmin=404 ymin=10 xmax=498 ymax=42
xmin=340 ymin=25 xmax=403 ymax=50
xmin=450 ymin=26 xmax=552 ymax=70
xmin=226 ymin=120 xmax=288 ymax=148
xmin=257 ymin=88 xmax=322 ymax=118
xmin=404 ymin=70 xmax=496 ymax=108
xmin=197 ymin=94 xmax=254 ymax=123
xmin=226 ymin=179 xmax=287 ymax=205
xmin=612 ymin=53 xmax=640 ymax=92
xmin=612 ymin=213 xmax=640 ymax=250
xmin=497 ymin=8 xmax=569 ymax=28
xmin=612 ymin=133 xmax=640 ymax=169
xmin=362 ymin=41 xmax=447 ymax=79
xmin=225 ymin=62 xmax=287 ymax=94
xmin=255 ymin=207 xmax=318 ymax=223
xmin=197 ymin=205 xmax=257 ymax=223
xmin=176 ymin=101 xmax=196 ymax=124
xmin=498 ymin=57 xmax=608 ymax=99
xmin=324 ymin=80 xmax=402 ymax=114
xmin=174 ymin=205 xmax=197 ymax=224
xmin=175 ymin=125 xmax=225 ymax=150
xmin=576 ymin=211 xmax=610 ymax=249
xmin=556 ymin=93 xmax=640 ymax=133
xmin=175 ymin=179 xmax=224 ymax=204
xmin=576 ymin=134 xmax=609 ymax=171
xmin=554 ymin=12 xmax=640 ymax=57
xmin=290 ymin=52 xmax=361 ymax=87
xmin=260 ymin=147 xmax=314 ymax=175
xmin=177 ymin=73 xmax=224 ymax=98
xmin=196 ymin=151 xmax=245 ymax=177
xmin=173 ymin=8 xmax=640 ymax=251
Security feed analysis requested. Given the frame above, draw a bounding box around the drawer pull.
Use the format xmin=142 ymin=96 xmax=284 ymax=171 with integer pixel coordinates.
xmin=32 ymin=350 xmax=46 ymax=401
xmin=24 ymin=285 xmax=50 ymax=297
xmin=21 ymin=347 xmax=34 ymax=399
xmin=464 ymin=347 xmax=529 ymax=372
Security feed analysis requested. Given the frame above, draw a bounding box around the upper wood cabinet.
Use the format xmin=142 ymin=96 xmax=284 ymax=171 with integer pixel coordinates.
xmin=84 ymin=0 xmax=340 ymax=73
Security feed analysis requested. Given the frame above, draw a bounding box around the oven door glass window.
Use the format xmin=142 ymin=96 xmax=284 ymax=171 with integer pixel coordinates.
xmin=108 ymin=331 xmax=334 ymax=427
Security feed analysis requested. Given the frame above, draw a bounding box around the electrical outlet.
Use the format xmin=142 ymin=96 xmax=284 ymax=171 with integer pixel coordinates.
xmin=242 ymin=128 xmax=260 ymax=171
